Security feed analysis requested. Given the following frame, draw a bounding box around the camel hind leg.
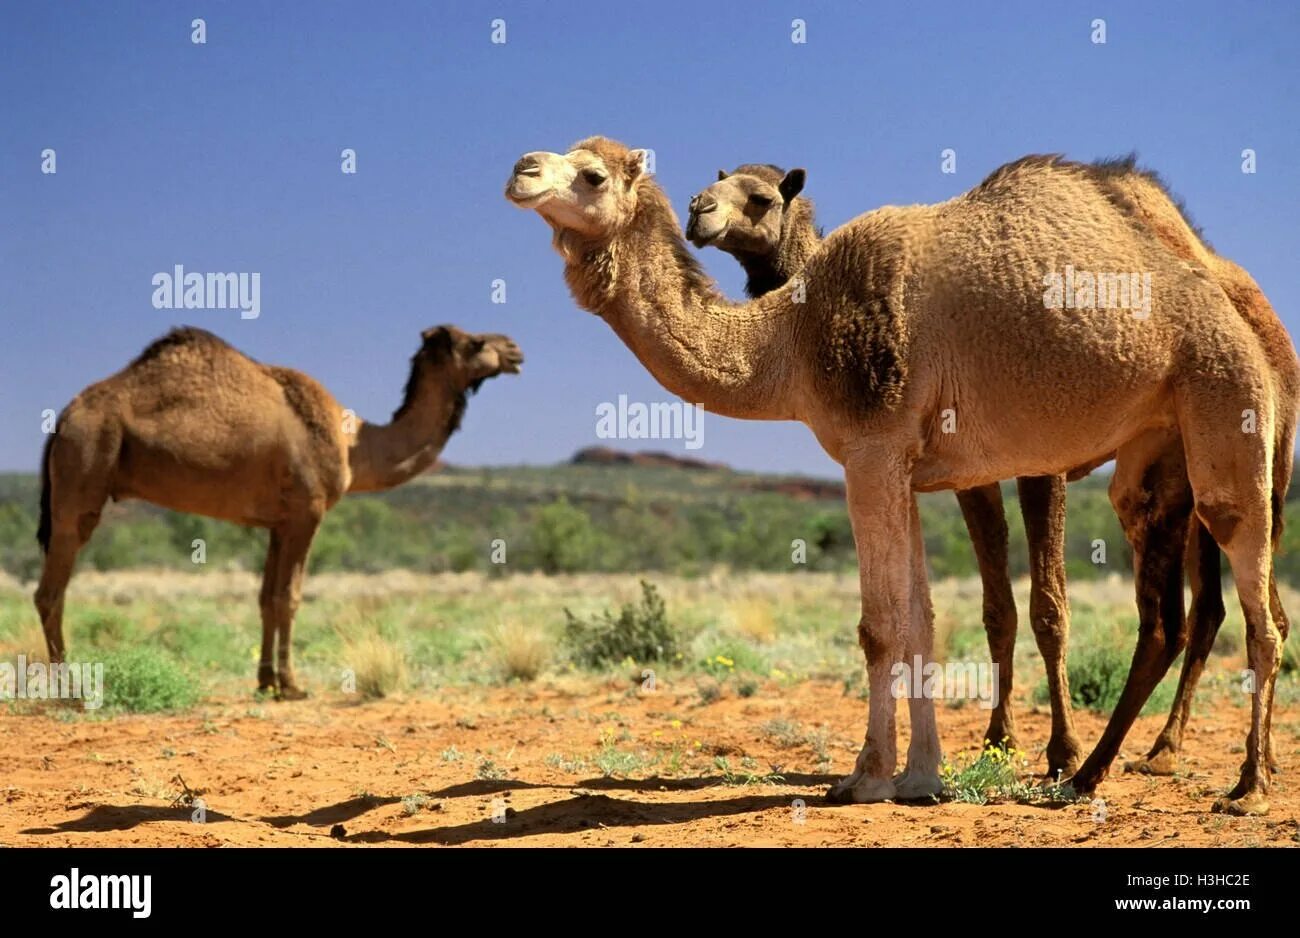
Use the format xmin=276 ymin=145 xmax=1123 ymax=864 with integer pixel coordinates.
xmin=1015 ymin=474 xmax=1082 ymax=777
xmin=1126 ymin=520 xmax=1224 ymax=777
xmin=954 ymin=484 xmax=1018 ymax=752
xmin=1177 ymin=377 xmax=1279 ymax=815
xmin=1070 ymin=427 xmax=1193 ymax=795
xmin=33 ymin=437 xmax=109 ymax=663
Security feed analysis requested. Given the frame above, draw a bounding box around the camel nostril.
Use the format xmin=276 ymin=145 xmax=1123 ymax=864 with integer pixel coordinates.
xmin=693 ymin=195 xmax=717 ymax=214
xmin=514 ymin=158 xmax=541 ymax=177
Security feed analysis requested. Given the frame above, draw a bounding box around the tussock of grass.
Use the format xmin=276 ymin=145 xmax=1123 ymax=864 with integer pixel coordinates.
xmin=489 ymin=620 xmax=550 ymax=682
xmin=729 ymin=598 xmax=776 ymax=644
xmin=339 ymin=632 xmax=407 ymax=700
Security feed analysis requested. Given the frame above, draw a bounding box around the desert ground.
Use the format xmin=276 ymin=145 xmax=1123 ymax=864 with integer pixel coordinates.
xmin=1 ymin=570 xmax=1297 ymax=847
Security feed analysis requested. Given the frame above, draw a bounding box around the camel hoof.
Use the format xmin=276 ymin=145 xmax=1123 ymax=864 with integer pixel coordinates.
xmin=894 ymin=771 xmax=944 ymax=801
xmin=1046 ymin=738 xmax=1083 ymax=780
xmin=827 ymin=774 xmax=896 ymax=804
xmin=277 ymin=685 xmax=309 ymax=701
xmin=1068 ymin=771 xmax=1102 ymax=797
xmin=1125 ymin=749 xmax=1180 ymax=777
xmin=1212 ymin=793 xmax=1270 ymax=816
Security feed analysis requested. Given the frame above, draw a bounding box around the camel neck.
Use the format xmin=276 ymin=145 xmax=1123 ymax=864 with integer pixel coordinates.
xmin=736 ymin=201 xmax=822 ymax=299
xmin=560 ymin=187 xmax=802 ymax=422
xmin=347 ymin=372 xmax=466 ymax=492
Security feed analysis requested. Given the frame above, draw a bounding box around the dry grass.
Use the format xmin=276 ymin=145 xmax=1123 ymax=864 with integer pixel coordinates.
xmin=489 ymin=620 xmax=550 ymax=682
xmin=339 ymin=632 xmax=407 ymax=699
xmin=728 ymin=597 xmax=777 ymax=644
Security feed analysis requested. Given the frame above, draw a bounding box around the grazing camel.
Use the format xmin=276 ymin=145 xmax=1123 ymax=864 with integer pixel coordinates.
xmin=507 ymin=136 xmax=1287 ymax=814
xmin=34 ymin=325 xmax=522 ymax=698
xmin=686 ymin=162 xmax=1081 ymax=776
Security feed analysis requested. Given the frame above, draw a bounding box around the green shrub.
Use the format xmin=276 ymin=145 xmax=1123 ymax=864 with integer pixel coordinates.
xmin=531 ymin=498 xmax=599 ymax=573
xmin=100 ymin=647 xmax=200 ymax=712
xmin=1035 ymin=643 xmax=1175 ymax=716
xmin=563 ymin=580 xmax=677 ymax=667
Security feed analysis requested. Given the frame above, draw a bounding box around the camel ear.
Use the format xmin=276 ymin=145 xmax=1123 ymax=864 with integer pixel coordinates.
xmin=779 ymin=168 xmax=807 ymax=202
xmin=420 ymin=326 xmax=454 ymax=359
xmin=717 ymin=169 xmax=729 ymax=181
xmin=626 ymin=149 xmax=651 ymax=181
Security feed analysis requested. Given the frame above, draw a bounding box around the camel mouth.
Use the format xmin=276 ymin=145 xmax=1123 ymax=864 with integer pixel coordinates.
xmin=505 ymin=181 xmax=552 ymax=208
xmin=687 ymin=220 xmax=727 ymax=247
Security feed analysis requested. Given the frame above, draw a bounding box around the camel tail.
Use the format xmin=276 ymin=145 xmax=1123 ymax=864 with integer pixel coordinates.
xmin=36 ymin=433 xmax=53 ymax=554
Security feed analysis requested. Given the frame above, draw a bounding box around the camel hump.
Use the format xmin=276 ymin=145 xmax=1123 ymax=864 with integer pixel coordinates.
xmin=130 ymin=326 xmax=239 ymax=368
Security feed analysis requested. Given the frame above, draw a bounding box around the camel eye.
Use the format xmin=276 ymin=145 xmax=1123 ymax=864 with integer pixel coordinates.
xmin=749 ymin=193 xmax=774 ymax=208
xmin=582 ymin=169 xmax=607 ymax=187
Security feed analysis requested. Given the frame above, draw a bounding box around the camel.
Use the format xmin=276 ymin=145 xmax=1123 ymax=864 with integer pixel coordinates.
xmin=685 ymin=159 xmax=1300 ymax=789
xmin=686 ymin=162 xmax=1082 ymax=777
xmin=34 ymin=325 xmax=522 ymax=698
xmin=506 ymin=136 xmax=1288 ymax=814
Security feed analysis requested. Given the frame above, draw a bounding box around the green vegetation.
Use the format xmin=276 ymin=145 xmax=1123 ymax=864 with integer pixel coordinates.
xmin=562 ymin=580 xmax=678 ymax=667
xmin=0 ymin=464 xmax=1196 ymax=581
xmin=99 ymin=647 xmax=200 ymax=713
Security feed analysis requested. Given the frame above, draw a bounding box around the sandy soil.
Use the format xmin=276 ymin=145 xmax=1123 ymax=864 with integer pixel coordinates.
xmin=1 ymin=681 xmax=1296 ymax=847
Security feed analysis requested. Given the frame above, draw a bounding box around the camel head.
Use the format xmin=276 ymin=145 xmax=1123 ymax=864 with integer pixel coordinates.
xmin=505 ymin=137 xmax=652 ymax=241
xmin=413 ymin=325 xmax=523 ymax=396
xmin=686 ymin=164 xmax=806 ymax=256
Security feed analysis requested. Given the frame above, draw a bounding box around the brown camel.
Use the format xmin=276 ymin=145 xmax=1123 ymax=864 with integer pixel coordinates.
xmin=686 ymin=162 xmax=1081 ymax=776
xmin=34 ymin=325 xmax=522 ymax=698
xmin=685 ymin=159 xmax=1300 ymax=789
xmin=1067 ymin=161 xmax=1298 ymax=791
xmin=507 ymin=136 xmax=1288 ymax=814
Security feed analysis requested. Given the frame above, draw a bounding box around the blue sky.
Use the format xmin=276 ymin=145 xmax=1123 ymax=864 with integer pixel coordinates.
xmin=2 ymin=1 xmax=1296 ymax=478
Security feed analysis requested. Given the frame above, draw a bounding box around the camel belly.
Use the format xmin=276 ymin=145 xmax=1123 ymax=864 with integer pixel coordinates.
xmin=110 ymin=436 xmax=295 ymax=527
xmin=910 ymin=386 xmax=1175 ymax=491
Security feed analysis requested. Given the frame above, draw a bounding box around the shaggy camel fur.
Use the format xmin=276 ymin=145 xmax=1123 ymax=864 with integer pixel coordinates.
xmin=507 ymin=136 xmax=1288 ymax=814
xmin=687 ymin=163 xmax=1080 ymax=775
xmin=1067 ymin=162 xmax=1298 ymax=791
xmin=35 ymin=325 xmax=522 ymax=697
xmin=688 ymin=159 xmax=1299 ymax=791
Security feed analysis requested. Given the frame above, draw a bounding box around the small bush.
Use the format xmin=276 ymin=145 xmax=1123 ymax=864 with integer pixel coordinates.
xmin=101 ymin=648 xmax=200 ymax=713
xmin=563 ymin=581 xmax=678 ymax=668
xmin=1035 ymin=643 xmax=1175 ymax=716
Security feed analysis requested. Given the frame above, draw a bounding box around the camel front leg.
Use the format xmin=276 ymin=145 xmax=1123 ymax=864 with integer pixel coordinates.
xmin=256 ymin=530 xmax=283 ymax=693
xmin=268 ymin=517 xmax=321 ymax=701
xmin=954 ymin=484 xmax=1018 ymax=752
xmin=1016 ymin=474 xmax=1082 ymax=777
xmin=827 ymin=462 xmax=916 ymax=804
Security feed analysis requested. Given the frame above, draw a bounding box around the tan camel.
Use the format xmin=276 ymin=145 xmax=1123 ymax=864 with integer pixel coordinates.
xmin=687 ymin=163 xmax=1081 ymax=776
xmin=1068 ymin=161 xmax=1298 ymax=790
xmin=34 ymin=325 xmax=522 ymax=698
xmin=685 ymin=159 xmax=1300 ymax=788
xmin=507 ymin=136 xmax=1287 ymax=814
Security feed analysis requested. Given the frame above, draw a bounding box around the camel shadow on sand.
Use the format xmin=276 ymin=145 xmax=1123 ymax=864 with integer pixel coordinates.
xmin=23 ymin=802 xmax=236 ymax=835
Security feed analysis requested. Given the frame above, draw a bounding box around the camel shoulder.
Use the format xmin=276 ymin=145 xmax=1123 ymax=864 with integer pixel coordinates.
xmin=265 ymin=365 xmax=344 ymax=446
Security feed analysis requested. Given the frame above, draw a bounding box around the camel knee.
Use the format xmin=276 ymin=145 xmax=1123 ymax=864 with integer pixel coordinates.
xmin=857 ymin=616 xmax=896 ymax=665
xmin=1196 ymin=499 xmax=1244 ymax=547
